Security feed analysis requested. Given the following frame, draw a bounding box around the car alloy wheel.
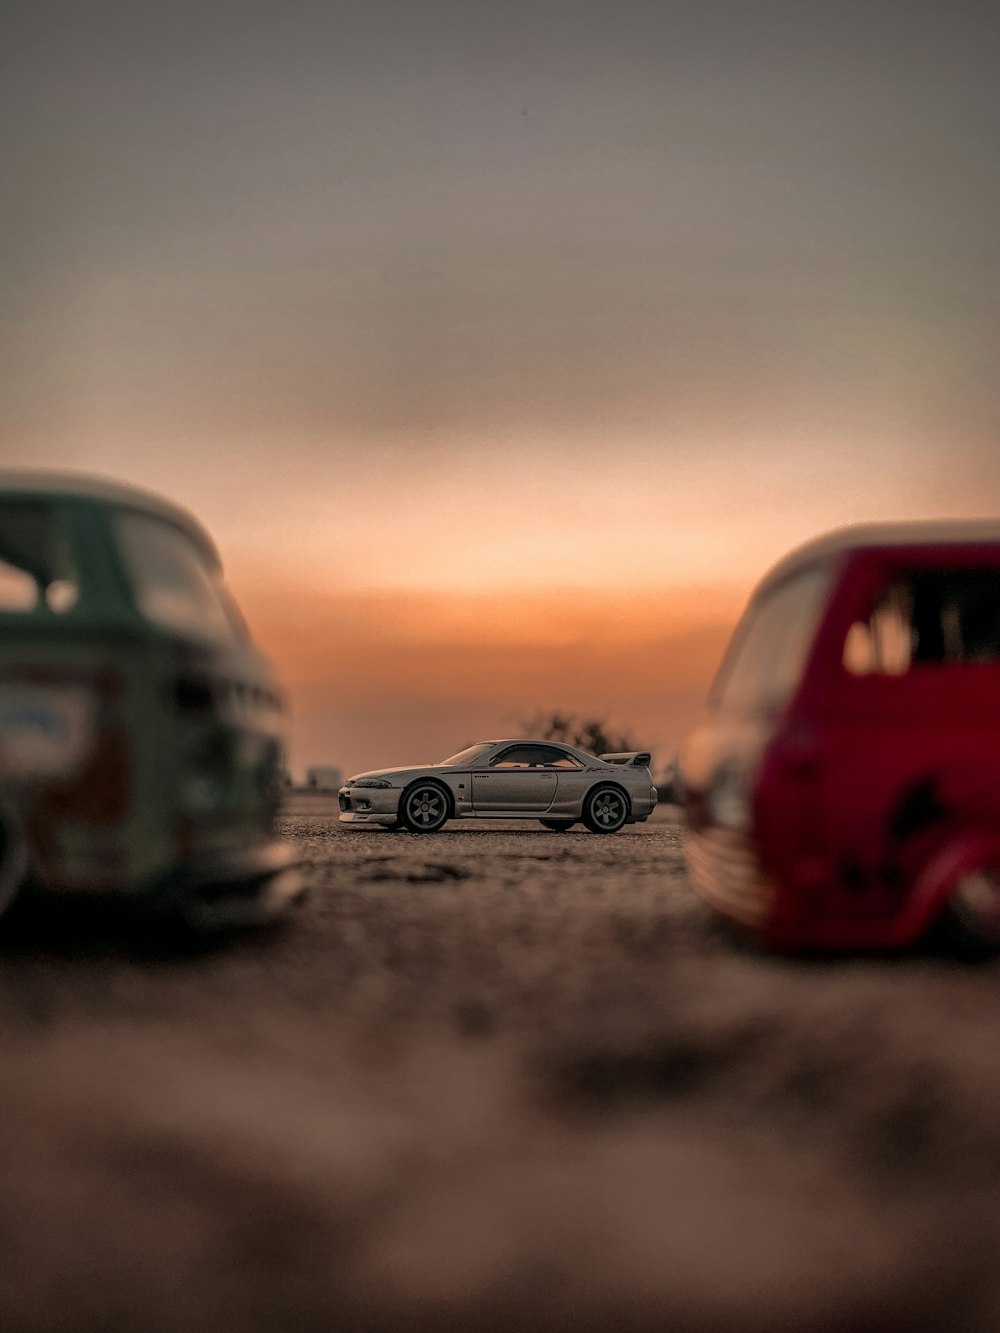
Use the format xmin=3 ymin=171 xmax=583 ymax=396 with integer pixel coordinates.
xmin=583 ymin=785 xmax=629 ymax=834
xmin=400 ymin=782 xmax=450 ymax=833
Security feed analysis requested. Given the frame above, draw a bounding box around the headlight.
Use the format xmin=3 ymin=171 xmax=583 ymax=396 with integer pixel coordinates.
xmin=708 ymin=763 xmax=750 ymax=832
xmin=352 ymin=778 xmax=393 ymax=789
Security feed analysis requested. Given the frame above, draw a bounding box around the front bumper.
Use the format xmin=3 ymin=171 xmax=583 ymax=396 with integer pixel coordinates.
xmin=143 ymin=839 xmax=305 ymax=930
xmin=338 ymin=784 xmax=400 ymax=827
xmin=684 ymin=826 xmax=777 ymax=932
xmin=18 ymin=837 xmax=305 ymax=931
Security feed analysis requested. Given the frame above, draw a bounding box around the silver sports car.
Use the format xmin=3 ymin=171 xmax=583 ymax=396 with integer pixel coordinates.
xmin=338 ymin=740 xmax=658 ymax=834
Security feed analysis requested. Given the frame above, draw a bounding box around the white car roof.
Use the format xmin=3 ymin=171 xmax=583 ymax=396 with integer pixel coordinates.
xmin=476 ymin=739 xmax=597 ymax=758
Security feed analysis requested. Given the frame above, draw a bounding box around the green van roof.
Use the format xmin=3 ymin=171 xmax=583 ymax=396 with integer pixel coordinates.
xmin=0 ymin=470 xmax=221 ymax=570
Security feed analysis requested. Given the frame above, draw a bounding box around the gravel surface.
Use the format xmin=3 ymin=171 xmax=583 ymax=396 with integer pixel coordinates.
xmin=2 ymin=797 xmax=1000 ymax=1330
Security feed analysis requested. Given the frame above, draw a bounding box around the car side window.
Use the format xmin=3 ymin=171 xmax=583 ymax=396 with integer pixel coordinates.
xmin=0 ymin=559 xmax=37 ymax=612
xmin=536 ymin=747 xmax=583 ymax=769
xmin=0 ymin=501 xmax=80 ymax=615
xmin=491 ymin=745 xmax=583 ymax=768
xmin=491 ymin=746 xmax=544 ymax=768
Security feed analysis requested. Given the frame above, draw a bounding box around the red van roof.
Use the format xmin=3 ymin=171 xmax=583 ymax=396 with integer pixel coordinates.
xmin=757 ymin=520 xmax=1000 ymax=600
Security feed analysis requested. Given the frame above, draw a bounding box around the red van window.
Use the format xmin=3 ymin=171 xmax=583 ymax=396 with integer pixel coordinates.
xmin=712 ymin=566 xmax=831 ymax=714
xmin=843 ymin=581 xmax=913 ymax=675
xmin=844 ymin=567 xmax=1000 ymax=675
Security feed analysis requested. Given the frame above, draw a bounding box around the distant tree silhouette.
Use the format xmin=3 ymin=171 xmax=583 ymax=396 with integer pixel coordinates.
xmin=518 ymin=711 xmax=640 ymax=757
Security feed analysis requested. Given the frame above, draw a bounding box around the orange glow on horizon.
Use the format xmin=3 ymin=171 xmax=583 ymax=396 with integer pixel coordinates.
xmin=235 ymin=578 xmax=745 ymax=774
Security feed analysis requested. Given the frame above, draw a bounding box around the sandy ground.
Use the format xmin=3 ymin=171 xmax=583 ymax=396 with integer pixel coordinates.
xmin=3 ymin=797 xmax=1000 ymax=1330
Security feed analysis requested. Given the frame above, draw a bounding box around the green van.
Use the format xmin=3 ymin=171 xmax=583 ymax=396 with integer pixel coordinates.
xmin=0 ymin=471 xmax=302 ymax=928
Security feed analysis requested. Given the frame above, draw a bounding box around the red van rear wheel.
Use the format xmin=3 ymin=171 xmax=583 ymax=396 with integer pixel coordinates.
xmin=943 ymin=869 xmax=1000 ymax=959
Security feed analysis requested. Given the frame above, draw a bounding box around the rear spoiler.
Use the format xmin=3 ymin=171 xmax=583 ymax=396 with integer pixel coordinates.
xmin=600 ymin=751 xmax=652 ymax=768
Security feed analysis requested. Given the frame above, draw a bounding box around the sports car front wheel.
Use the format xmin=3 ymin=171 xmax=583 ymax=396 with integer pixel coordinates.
xmin=582 ymin=785 xmax=629 ymax=834
xmin=399 ymin=781 xmax=450 ymax=833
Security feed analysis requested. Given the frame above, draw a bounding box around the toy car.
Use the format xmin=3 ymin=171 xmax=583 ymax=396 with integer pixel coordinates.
xmin=679 ymin=521 xmax=1000 ymax=954
xmin=0 ymin=471 xmax=302 ymax=929
xmin=339 ymin=740 xmax=657 ymax=833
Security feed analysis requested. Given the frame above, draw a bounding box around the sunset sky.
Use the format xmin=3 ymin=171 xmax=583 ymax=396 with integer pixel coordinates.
xmin=4 ymin=1 xmax=1000 ymax=776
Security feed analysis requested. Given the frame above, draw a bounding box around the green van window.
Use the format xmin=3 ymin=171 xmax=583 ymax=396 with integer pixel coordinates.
xmin=116 ymin=511 xmax=247 ymax=643
xmin=0 ymin=501 xmax=79 ymax=615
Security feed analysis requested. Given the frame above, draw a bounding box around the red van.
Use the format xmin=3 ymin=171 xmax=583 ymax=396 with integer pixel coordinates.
xmin=679 ymin=523 xmax=1000 ymax=954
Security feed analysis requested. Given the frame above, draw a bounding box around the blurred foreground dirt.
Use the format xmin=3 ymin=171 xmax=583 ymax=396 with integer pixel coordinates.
xmin=3 ymin=797 xmax=1000 ymax=1330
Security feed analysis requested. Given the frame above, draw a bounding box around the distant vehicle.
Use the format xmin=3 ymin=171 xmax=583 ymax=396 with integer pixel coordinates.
xmin=679 ymin=522 xmax=1000 ymax=955
xmin=0 ymin=471 xmax=302 ymax=929
xmin=307 ymin=766 xmax=343 ymax=792
xmin=339 ymin=740 xmax=657 ymax=834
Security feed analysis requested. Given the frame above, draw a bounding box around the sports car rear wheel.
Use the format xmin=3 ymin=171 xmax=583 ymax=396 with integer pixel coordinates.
xmin=540 ymin=819 xmax=576 ymax=832
xmin=582 ymin=784 xmax=629 ymax=834
xmin=400 ymin=781 xmax=450 ymax=834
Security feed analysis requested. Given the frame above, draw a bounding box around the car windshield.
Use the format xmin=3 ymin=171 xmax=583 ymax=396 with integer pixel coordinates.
xmin=437 ymin=743 xmax=491 ymax=766
xmin=711 ymin=565 xmax=832 ymax=714
xmin=0 ymin=499 xmax=80 ymax=615
xmin=116 ymin=511 xmax=249 ymax=644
